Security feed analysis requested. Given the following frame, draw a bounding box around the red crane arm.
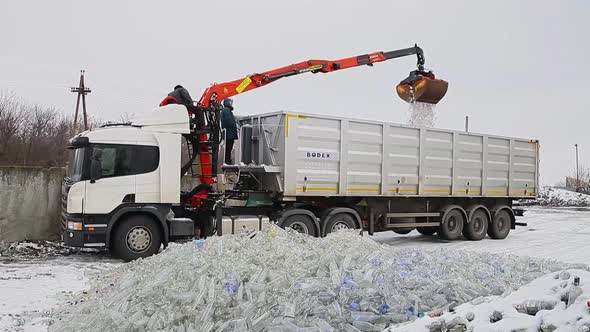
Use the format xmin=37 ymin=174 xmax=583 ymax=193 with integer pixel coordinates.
xmin=197 ymin=45 xmax=425 ymax=108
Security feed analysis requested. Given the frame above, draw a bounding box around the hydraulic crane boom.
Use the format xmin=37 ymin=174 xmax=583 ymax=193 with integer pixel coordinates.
xmin=197 ymin=45 xmax=436 ymax=109
xmin=176 ymin=44 xmax=447 ymax=207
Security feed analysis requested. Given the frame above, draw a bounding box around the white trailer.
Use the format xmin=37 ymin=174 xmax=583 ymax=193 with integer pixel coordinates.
xmin=221 ymin=111 xmax=538 ymax=240
xmin=230 ymin=111 xmax=539 ymax=199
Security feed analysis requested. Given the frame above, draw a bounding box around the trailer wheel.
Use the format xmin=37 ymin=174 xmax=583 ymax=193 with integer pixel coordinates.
xmin=393 ymin=229 xmax=413 ymax=235
xmin=112 ymin=215 xmax=162 ymax=262
xmin=438 ymin=209 xmax=465 ymax=240
xmin=417 ymin=227 xmax=437 ymax=236
xmin=463 ymin=209 xmax=489 ymax=241
xmin=488 ymin=209 xmax=511 ymax=239
xmin=324 ymin=213 xmax=356 ymax=234
xmin=281 ymin=214 xmax=317 ymax=237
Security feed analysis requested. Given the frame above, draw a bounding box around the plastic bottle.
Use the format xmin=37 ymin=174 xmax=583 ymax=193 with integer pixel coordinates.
xmin=514 ymin=300 xmax=556 ymax=315
xmin=429 ymin=319 xmax=446 ymax=332
xmin=567 ymin=277 xmax=583 ymax=308
xmin=489 ymin=310 xmax=503 ymax=323
xmin=350 ymin=311 xmax=378 ymax=322
xmin=352 ymin=321 xmax=379 ymax=331
xmin=447 ymin=316 xmax=469 ymax=332
xmin=540 ymin=323 xmax=557 ymax=332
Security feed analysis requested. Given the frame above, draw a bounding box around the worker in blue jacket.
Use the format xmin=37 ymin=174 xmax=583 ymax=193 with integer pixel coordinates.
xmin=221 ymin=98 xmax=238 ymax=164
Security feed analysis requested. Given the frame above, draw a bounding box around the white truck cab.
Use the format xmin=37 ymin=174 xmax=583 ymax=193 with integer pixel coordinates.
xmin=63 ymin=105 xmax=194 ymax=260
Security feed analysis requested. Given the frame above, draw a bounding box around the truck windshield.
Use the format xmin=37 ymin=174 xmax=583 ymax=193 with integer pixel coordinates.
xmin=68 ymin=148 xmax=86 ymax=182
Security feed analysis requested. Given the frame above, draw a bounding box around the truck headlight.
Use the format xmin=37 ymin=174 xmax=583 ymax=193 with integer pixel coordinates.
xmin=67 ymin=221 xmax=83 ymax=231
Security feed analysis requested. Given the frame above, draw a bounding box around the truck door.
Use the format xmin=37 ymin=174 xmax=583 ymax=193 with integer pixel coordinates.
xmin=85 ymin=144 xmax=136 ymax=214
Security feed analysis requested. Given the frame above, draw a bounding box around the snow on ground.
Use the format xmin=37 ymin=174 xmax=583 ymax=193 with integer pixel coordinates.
xmin=0 ymin=206 xmax=589 ymax=331
xmin=373 ymin=206 xmax=590 ymax=265
xmin=0 ymin=256 xmax=120 ymax=331
xmin=530 ymin=187 xmax=590 ymax=207
xmin=393 ymin=269 xmax=590 ymax=331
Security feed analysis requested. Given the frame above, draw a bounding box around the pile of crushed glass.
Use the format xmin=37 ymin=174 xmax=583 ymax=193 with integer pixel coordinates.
xmin=49 ymin=225 xmax=572 ymax=332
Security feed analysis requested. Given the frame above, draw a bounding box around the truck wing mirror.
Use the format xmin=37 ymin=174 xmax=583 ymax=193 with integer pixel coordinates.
xmin=90 ymin=159 xmax=102 ymax=183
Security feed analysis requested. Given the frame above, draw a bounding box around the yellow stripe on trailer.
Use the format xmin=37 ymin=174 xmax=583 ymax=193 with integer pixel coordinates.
xmin=296 ymin=186 xmax=337 ymax=192
xmin=347 ymin=187 xmax=380 ymax=192
xmin=486 ymin=189 xmax=508 ymax=195
xmin=424 ymin=188 xmax=451 ymax=194
xmin=285 ymin=113 xmax=307 ymax=137
xmin=388 ymin=188 xmax=419 ymax=194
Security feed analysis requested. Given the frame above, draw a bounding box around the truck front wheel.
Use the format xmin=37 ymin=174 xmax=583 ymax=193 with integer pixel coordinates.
xmin=112 ymin=215 xmax=162 ymax=262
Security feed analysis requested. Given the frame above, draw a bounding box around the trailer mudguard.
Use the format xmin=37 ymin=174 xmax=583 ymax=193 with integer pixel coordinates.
xmin=439 ymin=205 xmax=468 ymax=225
xmin=464 ymin=204 xmax=492 ymax=224
xmin=490 ymin=205 xmax=516 ymax=229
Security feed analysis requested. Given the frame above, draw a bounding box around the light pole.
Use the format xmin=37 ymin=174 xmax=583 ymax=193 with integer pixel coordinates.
xmin=574 ymin=143 xmax=580 ymax=190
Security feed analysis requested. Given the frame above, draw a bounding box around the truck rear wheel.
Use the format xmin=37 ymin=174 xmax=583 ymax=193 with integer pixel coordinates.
xmin=463 ymin=209 xmax=489 ymax=241
xmin=112 ymin=215 xmax=162 ymax=262
xmin=438 ymin=209 xmax=465 ymax=240
xmin=488 ymin=209 xmax=511 ymax=239
xmin=324 ymin=213 xmax=356 ymax=235
xmin=281 ymin=214 xmax=317 ymax=237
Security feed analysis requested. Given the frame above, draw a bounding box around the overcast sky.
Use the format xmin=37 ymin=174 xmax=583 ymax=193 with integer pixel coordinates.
xmin=1 ymin=0 xmax=588 ymax=185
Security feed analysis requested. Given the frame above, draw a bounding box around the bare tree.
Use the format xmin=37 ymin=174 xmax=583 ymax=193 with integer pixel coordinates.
xmin=118 ymin=112 xmax=135 ymax=123
xmin=0 ymin=91 xmax=105 ymax=167
xmin=566 ymin=165 xmax=590 ymax=189
xmin=0 ymin=91 xmax=24 ymax=157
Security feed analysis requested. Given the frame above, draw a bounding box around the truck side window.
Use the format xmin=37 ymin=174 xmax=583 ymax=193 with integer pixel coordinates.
xmin=90 ymin=144 xmax=158 ymax=179
xmin=132 ymin=145 xmax=160 ymax=174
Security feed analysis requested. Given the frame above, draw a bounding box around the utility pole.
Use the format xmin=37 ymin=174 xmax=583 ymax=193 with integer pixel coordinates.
xmin=574 ymin=143 xmax=580 ymax=190
xmin=71 ymin=70 xmax=91 ymax=131
xmin=465 ymin=115 xmax=469 ymax=133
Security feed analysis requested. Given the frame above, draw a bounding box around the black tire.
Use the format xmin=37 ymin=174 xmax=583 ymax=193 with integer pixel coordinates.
xmin=463 ymin=209 xmax=489 ymax=241
xmin=393 ymin=229 xmax=413 ymax=235
xmin=438 ymin=209 xmax=465 ymax=240
xmin=488 ymin=209 xmax=511 ymax=239
xmin=281 ymin=214 xmax=317 ymax=237
xmin=112 ymin=215 xmax=162 ymax=262
xmin=417 ymin=227 xmax=437 ymax=236
xmin=324 ymin=213 xmax=357 ymax=235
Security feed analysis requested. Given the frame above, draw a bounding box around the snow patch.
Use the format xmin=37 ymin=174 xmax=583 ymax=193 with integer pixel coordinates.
xmin=532 ymin=187 xmax=590 ymax=207
xmin=393 ymin=269 xmax=590 ymax=331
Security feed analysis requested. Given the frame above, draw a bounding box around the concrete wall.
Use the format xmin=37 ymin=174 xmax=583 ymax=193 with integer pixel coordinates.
xmin=0 ymin=166 xmax=205 ymax=242
xmin=0 ymin=166 xmax=65 ymax=241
